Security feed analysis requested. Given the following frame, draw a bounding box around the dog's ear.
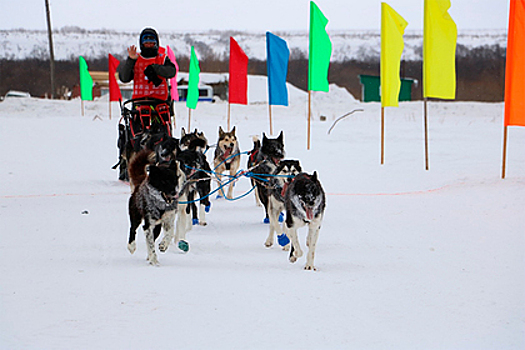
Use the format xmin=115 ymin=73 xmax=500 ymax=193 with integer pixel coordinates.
xmin=194 ymin=128 xmax=198 ymax=134
xmin=219 ymin=126 xmax=224 ymax=137
xmin=181 ymin=128 xmax=186 ymax=137
xmin=262 ymin=132 xmax=268 ymax=142
xmin=231 ymin=126 xmax=236 ymax=136
xmin=278 ymin=131 xmax=284 ymax=143
xmin=311 ymin=171 xmax=318 ymax=181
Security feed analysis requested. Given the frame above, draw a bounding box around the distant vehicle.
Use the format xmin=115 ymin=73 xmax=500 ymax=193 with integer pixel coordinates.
xmin=177 ymin=85 xmax=214 ymax=102
xmin=4 ymin=90 xmax=31 ymax=99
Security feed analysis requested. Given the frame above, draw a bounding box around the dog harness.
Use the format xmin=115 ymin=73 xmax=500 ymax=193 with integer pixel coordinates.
xmin=132 ymin=47 xmax=169 ymax=100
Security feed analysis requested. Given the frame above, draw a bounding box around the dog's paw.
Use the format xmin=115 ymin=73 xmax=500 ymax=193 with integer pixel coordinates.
xmin=178 ymin=240 xmax=190 ymax=253
xmin=159 ymin=240 xmax=169 ymax=253
xmin=289 ymin=255 xmax=297 ymax=263
xmin=128 ymin=241 xmax=136 ymax=254
xmin=304 ymin=265 xmax=317 ymax=271
xmin=199 ymin=221 xmax=207 ymax=226
xmin=205 ymin=204 xmax=211 ymax=213
xmin=192 ymin=218 xmax=199 ymax=226
xmin=264 ymin=240 xmax=273 ymax=248
xmin=263 ymin=217 xmax=270 ymax=224
xmin=148 ymin=254 xmax=160 ymax=266
xmin=282 ymin=244 xmax=291 ymax=251
xmin=277 ymin=233 xmax=290 ymax=247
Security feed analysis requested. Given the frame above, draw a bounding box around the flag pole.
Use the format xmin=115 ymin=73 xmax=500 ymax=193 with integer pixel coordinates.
xmin=269 ymin=104 xmax=273 ymax=135
xmin=188 ymin=108 xmax=192 ymax=130
xmin=227 ymin=103 xmax=231 ymax=130
xmin=424 ymin=98 xmax=430 ymax=170
xmin=502 ymin=125 xmax=508 ymax=179
xmin=307 ymin=90 xmax=312 ymax=150
xmin=381 ymin=106 xmax=385 ymax=164
xmin=109 ymin=101 xmax=112 ymax=120
xmin=81 ymin=100 xmax=85 ymax=117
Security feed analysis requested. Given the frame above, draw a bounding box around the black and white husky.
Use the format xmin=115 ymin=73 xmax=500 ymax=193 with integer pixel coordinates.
xmin=127 ymin=150 xmax=185 ymax=265
xmin=247 ymin=131 xmax=286 ymax=223
xmin=265 ymin=160 xmax=302 ymax=250
xmin=284 ymin=171 xmax=326 ymax=270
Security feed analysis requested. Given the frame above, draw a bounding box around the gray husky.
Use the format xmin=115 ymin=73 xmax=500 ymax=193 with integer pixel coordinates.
xmin=127 ymin=149 xmax=185 ymax=265
xmin=265 ymin=160 xmax=302 ymax=250
xmin=284 ymin=171 xmax=326 ymax=270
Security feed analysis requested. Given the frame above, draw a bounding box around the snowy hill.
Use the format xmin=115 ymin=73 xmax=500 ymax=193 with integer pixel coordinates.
xmin=0 ymin=27 xmax=507 ymax=61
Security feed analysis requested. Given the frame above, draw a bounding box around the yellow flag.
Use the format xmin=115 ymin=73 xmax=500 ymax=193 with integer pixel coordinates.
xmin=423 ymin=0 xmax=457 ymax=99
xmin=381 ymin=3 xmax=408 ymax=107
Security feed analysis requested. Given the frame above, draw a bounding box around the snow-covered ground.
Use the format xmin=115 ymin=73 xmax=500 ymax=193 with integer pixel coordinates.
xmin=0 ymin=82 xmax=524 ymax=349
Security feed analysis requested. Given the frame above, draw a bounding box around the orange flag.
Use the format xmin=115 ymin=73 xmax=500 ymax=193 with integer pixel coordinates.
xmin=504 ymin=0 xmax=525 ymax=127
xmin=108 ymin=54 xmax=122 ymax=102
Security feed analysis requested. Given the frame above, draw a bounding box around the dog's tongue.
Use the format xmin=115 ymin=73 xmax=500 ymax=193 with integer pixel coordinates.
xmin=306 ymin=208 xmax=314 ymax=220
xmin=224 ymin=147 xmax=232 ymax=158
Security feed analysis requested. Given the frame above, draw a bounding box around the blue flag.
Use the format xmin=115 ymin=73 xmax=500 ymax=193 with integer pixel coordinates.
xmin=266 ymin=32 xmax=290 ymax=106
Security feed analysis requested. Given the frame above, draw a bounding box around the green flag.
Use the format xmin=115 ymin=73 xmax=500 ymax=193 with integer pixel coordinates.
xmin=308 ymin=1 xmax=332 ymax=92
xmin=186 ymin=46 xmax=200 ymax=110
xmin=79 ymin=56 xmax=93 ymax=101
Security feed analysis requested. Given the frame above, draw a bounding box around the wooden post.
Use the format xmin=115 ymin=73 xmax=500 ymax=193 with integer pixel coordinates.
xmin=502 ymin=125 xmax=508 ymax=179
xmin=269 ymin=104 xmax=273 ymax=135
xmin=307 ymin=90 xmax=312 ymax=150
xmin=381 ymin=107 xmax=385 ymax=164
xmin=424 ymin=98 xmax=430 ymax=170
xmin=227 ymin=103 xmax=231 ymax=131
xmin=108 ymin=101 xmax=112 ymax=120
xmin=81 ymin=100 xmax=84 ymax=116
xmin=188 ymin=108 xmax=192 ymax=130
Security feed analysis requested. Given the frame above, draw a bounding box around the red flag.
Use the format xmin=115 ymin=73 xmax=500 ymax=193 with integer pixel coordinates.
xmin=167 ymin=45 xmax=180 ymax=101
xmin=505 ymin=0 xmax=525 ymax=127
xmin=108 ymin=54 xmax=122 ymax=102
xmin=229 ymin=37 xmax=248 ymax=104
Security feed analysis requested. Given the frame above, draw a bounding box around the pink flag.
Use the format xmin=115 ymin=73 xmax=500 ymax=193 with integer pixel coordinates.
xmin=167 ymin=45 xmax=180 ymax=101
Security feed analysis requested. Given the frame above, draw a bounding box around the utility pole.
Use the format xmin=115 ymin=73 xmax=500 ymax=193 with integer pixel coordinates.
xmin=45 ymin=0 xmax=56 ymax=99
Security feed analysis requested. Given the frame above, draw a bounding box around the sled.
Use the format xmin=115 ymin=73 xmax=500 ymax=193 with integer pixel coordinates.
xmin=113 ymin=98 xmax=174 ymax=181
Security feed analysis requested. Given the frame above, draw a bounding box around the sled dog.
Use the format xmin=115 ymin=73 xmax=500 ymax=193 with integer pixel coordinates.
xmin=127 ymin=149 xmax=185 ymax=265
xmin=177 ymin=149 xmax=212 ymax=230
xmin=213 ymin=126 xmax=241 ymax=199
xmin=179 ymin=128 xmax=212 ymax=225
xmin=284 ymin=171 xmax=326 ymax=270
xmin=180 ymin=128 xmax=209 ymax=153
xmin=265 ymin=160 xmax=302 ymax=250
xmin=247 ymin=131 xmax=286 ymax=222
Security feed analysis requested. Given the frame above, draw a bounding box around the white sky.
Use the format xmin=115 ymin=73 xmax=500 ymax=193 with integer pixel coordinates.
xmin=0 ymin=0 xmax=509 ymax=32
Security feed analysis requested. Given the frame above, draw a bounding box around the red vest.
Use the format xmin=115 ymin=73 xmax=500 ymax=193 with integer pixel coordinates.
xmin=132 ymin=47 xmax=169 ymax=100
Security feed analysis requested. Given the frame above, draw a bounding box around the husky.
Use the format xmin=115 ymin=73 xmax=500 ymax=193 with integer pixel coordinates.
xmin=128 ymin=135 xmax=180 ymax=192
xmin=284 ymin=171 xmax=326 ymax=270
xmin=177 ymin=148 xmax=212 ymax=228
xmin=178 ymin=128 xmax=211 ymax=225
xmin=127 ymin=149 xmax=185 ymax=265
xmin=180 ymin=128 xmax=209 ymax=153
xmin=247 ymin=131 xmax=286 ymax=223
xmin=265 ymin=160 xmax=302 ymax=250
xmin=214 ymin=126 xmax=241 ymax=199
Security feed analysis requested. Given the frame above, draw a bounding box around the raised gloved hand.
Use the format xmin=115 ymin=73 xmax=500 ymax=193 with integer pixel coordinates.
xmin=144 ymin=65 xmax=163 ymax=87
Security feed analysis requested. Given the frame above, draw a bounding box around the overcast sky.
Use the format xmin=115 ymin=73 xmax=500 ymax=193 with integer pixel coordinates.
xmin=0 ymin=0 xmax=509 ymax=33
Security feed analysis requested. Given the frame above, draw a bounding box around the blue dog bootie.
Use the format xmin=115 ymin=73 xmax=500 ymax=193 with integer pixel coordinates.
xmin=278 ymin=212 xmax=285 ymax=223
xmin=277 ymin=233 xmax=290 ymax=247
xmin=192 ymin=218 xmax=199 ymax=225
xmin=263 ymin=217 xmax=270 ymax=224
xmin=205 ymin=203 xmax=211 ymax=213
